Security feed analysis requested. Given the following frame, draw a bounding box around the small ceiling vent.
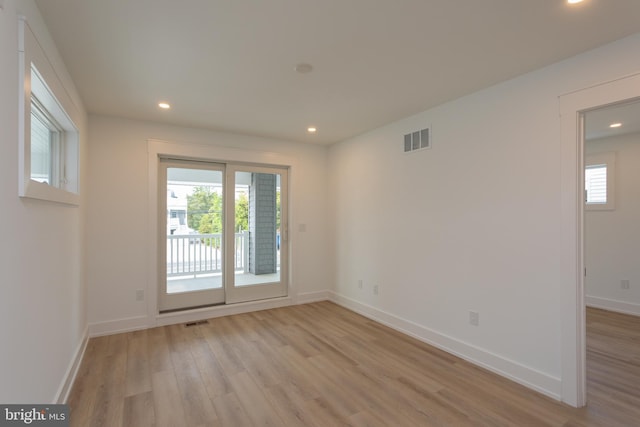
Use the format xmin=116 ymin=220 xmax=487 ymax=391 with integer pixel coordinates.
xmin=404 ymin=128 xmax=431 ymax=153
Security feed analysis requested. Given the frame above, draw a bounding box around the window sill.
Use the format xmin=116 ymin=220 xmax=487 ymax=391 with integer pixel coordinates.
xmin=585 ymin=204 xmax=614 ymax=211
xmin=19 ymin=179 xmax=79 ymax=206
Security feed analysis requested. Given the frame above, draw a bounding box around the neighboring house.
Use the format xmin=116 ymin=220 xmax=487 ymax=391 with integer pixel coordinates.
xmin=166 ymin=188 xmax=187 ymax=235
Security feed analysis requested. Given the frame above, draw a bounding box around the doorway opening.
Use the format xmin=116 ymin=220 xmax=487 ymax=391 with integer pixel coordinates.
xmin=583 ymin=100 xmax=640 ymax=410
xmin=158 ymin=158 xmax=288 ymax=312
xmin=559 ymin=71 xmax=640 ymax=407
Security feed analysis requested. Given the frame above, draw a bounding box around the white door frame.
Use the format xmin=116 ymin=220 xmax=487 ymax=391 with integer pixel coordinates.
xmin=158 ymin=158 xmax=227 ymax=312
xmin=559 ymin=71 xmax=640 ymax=407
xmin=147 ymin=139 xmax=298 ymax=325
xmin=225 ymin=164 xmax=289 ymax=304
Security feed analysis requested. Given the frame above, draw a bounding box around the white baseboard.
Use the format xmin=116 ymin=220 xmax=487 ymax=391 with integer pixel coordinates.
xmin=329 ymin=291 xmax=562 ymax=401
xmin=297 ymin=290 xmax=331 ymax=304
xmin=88 ymin=315 xmax=149 ymax=337
xmin=586 ymin=295 xmax=640 ymax=316
xmin=89 ymin=293 xmax=333 ymax=336
xmin=66 ymin=292 xmax=564 ymax=404
xmin=55 ymin=325 xmax=88 ymax=403
xmin=90 ymin=300 xmax=296 ymax=336
xmin=156 ymin=296 xmax=294 ymax=327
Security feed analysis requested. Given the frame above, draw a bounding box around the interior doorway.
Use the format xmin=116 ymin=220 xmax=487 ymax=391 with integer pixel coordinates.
xmin=583 ymin=100 xmax=640 ymax=407
xmin=559 ymin=71 xmax=640 ymax=407
xmin=583 ymin=100 xmax=640 ymax=313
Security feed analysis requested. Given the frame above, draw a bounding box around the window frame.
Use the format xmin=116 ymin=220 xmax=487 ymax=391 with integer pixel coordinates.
xmin=584 ymin=151 xmax=615 ymax=211
xmin=30 ymin=93 xmax=64 ymax=186
xmin=18 ymin=17 xmax=80 ymax=206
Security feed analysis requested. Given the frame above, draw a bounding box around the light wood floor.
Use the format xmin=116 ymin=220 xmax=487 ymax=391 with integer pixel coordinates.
xmin=68 ymin=302 xmax=640 ymax=426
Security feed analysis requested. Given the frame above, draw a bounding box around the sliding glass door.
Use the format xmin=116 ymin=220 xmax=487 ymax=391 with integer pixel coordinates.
xmin=159 ymin=159 xmax=226 ymax=311
xmin=225 ymin=164 xmax=288 ymax=303
xmin=159 ymin=159 xmax=288 ymax=311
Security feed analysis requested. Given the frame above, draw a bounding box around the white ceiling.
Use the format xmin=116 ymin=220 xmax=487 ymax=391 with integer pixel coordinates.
xmin=34 ymin=0 xmax=640 ymax=145
xmin=585 ymin=100 xmax=640 ymax=141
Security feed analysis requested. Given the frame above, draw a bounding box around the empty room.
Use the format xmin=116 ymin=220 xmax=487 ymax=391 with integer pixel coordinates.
xmin=1 ymin=0 xmax=640 ymax=426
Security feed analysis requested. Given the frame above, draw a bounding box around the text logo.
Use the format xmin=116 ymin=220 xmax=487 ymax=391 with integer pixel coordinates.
xmin=1 ymin=405 xmax=68 ymax=426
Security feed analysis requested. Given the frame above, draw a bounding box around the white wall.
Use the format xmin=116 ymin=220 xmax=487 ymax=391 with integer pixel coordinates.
xmin=586 ymin=132 xmax=640 ymax=315
xmin=0 ymin=0 xmax=87 ymax=403
xmin=328 ymin=33 xmax=640 ymax=400
xmin=86 ymin=115 xmax=329 ymax=331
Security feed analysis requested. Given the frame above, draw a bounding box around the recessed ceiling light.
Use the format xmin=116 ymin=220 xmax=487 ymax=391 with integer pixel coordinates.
xmin=158 ymin=102 xmax=171 ymax=109
xmin=307 ymin=127 xmax=317 ymax=133
xmin=567 ymin=0 xmax=584 ymax=4
xmin=295 ymin=63 xmax=313 ymax=74
xmin=609 ymin=122 xmax=622 ymax=128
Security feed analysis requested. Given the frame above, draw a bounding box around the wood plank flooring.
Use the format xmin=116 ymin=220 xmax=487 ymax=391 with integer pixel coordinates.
xmin=67 ymin=303 xmax=640 ymax=426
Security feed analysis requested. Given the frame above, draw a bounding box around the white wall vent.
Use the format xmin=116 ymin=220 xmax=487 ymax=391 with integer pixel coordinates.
xmin=404 ymin=128 xmax=430 ymax=153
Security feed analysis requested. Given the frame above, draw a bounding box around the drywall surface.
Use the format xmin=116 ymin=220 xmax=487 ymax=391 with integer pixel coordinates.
xmin=0 ymin=0 xmax=87 ymax=403
xmin=585 ymin=132 xmax=640 ymax=315
xmin=329 ymin=32 xmax=640 ymax=399
xmin=86 ymin=115 xmax=330 ymax=329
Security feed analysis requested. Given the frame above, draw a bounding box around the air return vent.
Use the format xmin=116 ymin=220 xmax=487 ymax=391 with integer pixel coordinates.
xmin=185 ymin=319 xmax=209 ymax=327
xmin=404 ymin=128 xmax=431 ymax=153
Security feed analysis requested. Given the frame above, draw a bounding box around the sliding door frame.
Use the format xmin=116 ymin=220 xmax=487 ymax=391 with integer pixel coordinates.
xmin=158 ymin=158 xmax=227 ymax=312
xmin=147 ymin=139 xmax=296 ymax=324
xmin=224 ymin=164 xmax=289 ymax=304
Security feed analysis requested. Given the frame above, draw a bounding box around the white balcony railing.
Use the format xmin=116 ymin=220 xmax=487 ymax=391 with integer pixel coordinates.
xmin=167 ymin=232 xmax=248 ymax=278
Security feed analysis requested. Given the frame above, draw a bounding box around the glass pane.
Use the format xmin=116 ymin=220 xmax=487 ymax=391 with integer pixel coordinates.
xmin=585 ymin=165 xmax=607 ymax=204
xmin=30 ymin=111 xmax=52 ymax=184
xmin=166 ymin=168 xmax=223 ymax=294
xmin=234 ymin=171 xmax=281 ymax=286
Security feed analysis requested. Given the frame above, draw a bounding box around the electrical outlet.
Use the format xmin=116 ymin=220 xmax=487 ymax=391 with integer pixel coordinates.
xmin=358 ymin=279 xmax=363 ymax=289
xmin=136 ymin=289 xmax=145 ymax=301
xmin=373 ymin=285 xmax=379 ymax=295
xmin=469 ymin=311 xmax=479 ymax=326
xmin=621 ymin=280 xmax=630 ymax=290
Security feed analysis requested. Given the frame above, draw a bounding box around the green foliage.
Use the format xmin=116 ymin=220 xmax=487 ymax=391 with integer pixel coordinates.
xmin=186 ymin=187 xmax=217 ymax=231
xmin=187 ymin=186 xmax=222 ymax=246
xmin=235 ymin=192 xmax=248 ymax=232
xmin=184 ymin=185 xmax=279 ymax=242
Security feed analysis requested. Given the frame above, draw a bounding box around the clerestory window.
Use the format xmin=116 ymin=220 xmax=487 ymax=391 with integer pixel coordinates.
xmin=19 ymin=18 xmax=80 ymax=205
